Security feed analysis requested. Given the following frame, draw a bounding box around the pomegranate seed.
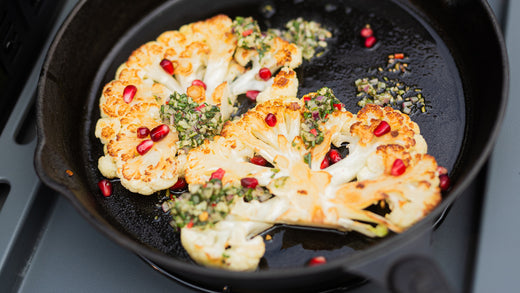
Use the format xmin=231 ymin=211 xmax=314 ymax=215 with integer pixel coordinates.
xmin=250 ymin=155 xmax=268 ymax=166
xmin=242 ymin=29 xmax=253 ymax=37
xmin=241 ymin=177 xmax=259 ymax=189
xmin=365 ymin=36 xmax=377 ymax=48
xmin=310 ymin=128 xmax=318 ymax=136
xmin=439 ymin=174 xmax=451 ymax=191
xmin=303 ymin=96 xmax=311 ymax=102
xmin=136 ymin=139 xmax=154 ymax=155
xmin=374 ymin=121 xmax=391 ymax=137
xmin=98 ymin=179 xmax=112 ymax=197
xmin=170 ymin=178 xmax=187 ymax=190
xmin=391 ymin=159 xmax=406 ymax=176
xmin=246 ymin=90 xmax=260 ymax=101
xmin=210 ymin=168 xmax=226 ymax=181
xmin=191 ymin=79 xmax=206 ymax=90
xmin=308 ymin=256 xmax=327 ymax=266
xmin=259 ymin=67 xmax=272 ymax=81
xmin=137 ymin=127 xmax=150 ymax=138
xmin=360 ymin=26 xmax=373 ymax=38
xmin=333 ymin=103 xmax=342 ymax=111
xmin=265 ymin=113 xmax=277 ymax=127
xmin=150 ymin=124 xmax=169 ymax=142
xmin=327 ymin=149 xmax=342 ymax=164
xmin=160 ymin=58 xmax=174 ymax=75
xmin=123 ymin=85 xmax=137 ymax=103
xmin=320 ymin=157 xmax=330 ymax=169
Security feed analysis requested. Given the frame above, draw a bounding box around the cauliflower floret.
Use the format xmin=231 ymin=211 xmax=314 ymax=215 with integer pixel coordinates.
xmin=256 ymin=67 xmax=299 ymax=103
xmin=332 ymin=145 xmax=441 ymax=232
xmin=96 ymin=71 xmax=180 ymax=194
xmin=231 ymin=36 xmax=302 ymax=97
xmin=220 ymin=97 xmax=306 ymax=171
xmin=185 ymin=136 xmax=275 ymax=186
xmin=181 ymin=219 xmax=271 ymax=271
xmin=100 ymin=103 xmax=180 ymax=195
xmin=324 ymin=104 xmax=428 ymax=188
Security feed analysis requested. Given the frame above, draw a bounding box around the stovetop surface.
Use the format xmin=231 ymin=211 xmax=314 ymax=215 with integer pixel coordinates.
xmin=0 ymin=0 xmax=517 ymax=292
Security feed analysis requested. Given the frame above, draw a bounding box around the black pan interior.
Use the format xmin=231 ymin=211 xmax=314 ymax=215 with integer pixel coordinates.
xmin=79 ymin=0 xmax=465 ymax=270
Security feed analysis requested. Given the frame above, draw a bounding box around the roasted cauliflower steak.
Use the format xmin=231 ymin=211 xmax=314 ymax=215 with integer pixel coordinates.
xmin=96 ymin=15 xmax=304 ymax=195
xmin=179 ymin=92 xmax=442 ymax=270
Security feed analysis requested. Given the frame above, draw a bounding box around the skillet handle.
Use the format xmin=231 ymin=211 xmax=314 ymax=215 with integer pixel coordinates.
xmin=343 ymin=226 xmax=454 ymax=293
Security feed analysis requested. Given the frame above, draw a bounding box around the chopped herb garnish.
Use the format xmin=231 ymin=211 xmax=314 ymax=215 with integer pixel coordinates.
xmin=271 ymin=17 xmax=332 ymax=60
xmin=160 ymin=92 xmax=223 ymax=150
xmin=355 ymin=77 xmax=429 ymax=114
xmin=163 ymin=179 xmax=273 ymax=229
xmin=300 ymin=87 xmax=342 ymax=148
xmin=232 ymin=16 xmax=275 ymax=60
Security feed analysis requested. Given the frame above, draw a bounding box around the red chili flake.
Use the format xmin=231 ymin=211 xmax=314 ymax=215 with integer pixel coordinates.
xmin=259 ymin=67 xmax=272 ymax=81
xmin=308 ymin=256 xmax=327 ymax=266
xmin=394 ymin=53 xmax=405 ymax=59
xmin=137 ymin=126 xmax=150 ymax=139
xmin=333 ymin=103 xmax=342 ymax=111
xmin=246 ymin=90 xmax=260 ymax=101
xmin=374 ymin=121 xmax=391 ymax=137
xmin=439 ymin=174 xmax=451 ymax=191
xmin=210 ymin=168 xmax=226 ymax=181
xmin=150 ymin=124 xmax=170 ymax=142
xmin=136 ymin=139 xmax=154 ymax=155
xmin=242 ymin=29 xmax=253 ymax=37
xmin=160 ymin=58 xmax=174 ymax=75
xmin=191 ymin=79 xmax=207 ymax=90
xmin=195 ymin=104 xmax=206 ymax=112
xmin=170 ymin=178 xmax=187 ymax=190
xmin=123 ymin=85 xmax=137 ymax=103
xmin=310 ymin=128 xmax=318 ymax=136
xmin=250 ymin=155 xmax=268 ymax=166
xmin=241 ymin=177 xmax=259 ymax=189
xmin=360 ymin=25 xmax=373 ymax=38
xmin=98 ymin=179 xmax=112 ymax=197
xmin=65 ymin=169 xmax=74 ymax=176
xmin=327 ymin=149 xmax=342 ymax=164
xmin=265 ymin=113 xmax=277 ymax=127
xmin=320 ymin=157 xmax=330 ymax=169
xmin=365 ymin=36 xmax=377 ymax=48
xmin=391 ymin=159 xmax=406 ymax=176
xmin=186 ymin=220 xmax=194 ymax=229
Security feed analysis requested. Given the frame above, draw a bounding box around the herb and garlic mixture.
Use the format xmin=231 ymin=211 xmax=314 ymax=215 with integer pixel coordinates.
xmin=160 ymin=92 xmax=223 ymax=150
xmin=232 ymin=16 xmax=275 ymax=60
xmin=301 ymin=87 xmax=342 ymax=148
xmin=273 ymin=17 xmax=332 ymax=60
xmin=355 ymin=77 xmax=428 ymax=114
xmin=163 ymin=177 xmax=272 ymax=229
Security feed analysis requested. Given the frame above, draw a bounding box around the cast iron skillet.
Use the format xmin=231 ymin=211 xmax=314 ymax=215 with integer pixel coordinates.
xmin=35 ymin=0 xmax=508 ymax=292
